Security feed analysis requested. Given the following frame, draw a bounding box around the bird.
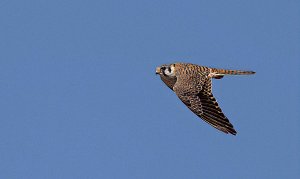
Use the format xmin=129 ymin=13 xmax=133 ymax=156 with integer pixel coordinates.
xmin=155 ymin=62 xmax=255 ymax=135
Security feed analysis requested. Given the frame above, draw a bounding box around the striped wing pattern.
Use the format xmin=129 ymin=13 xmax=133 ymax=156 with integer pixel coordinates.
xmin=176 ymin=79 xmax=237 ymax=135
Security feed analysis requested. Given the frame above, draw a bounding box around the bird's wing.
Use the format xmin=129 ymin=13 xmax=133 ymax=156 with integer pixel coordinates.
xmin=174 ymin=80 xmax=237 ymax=135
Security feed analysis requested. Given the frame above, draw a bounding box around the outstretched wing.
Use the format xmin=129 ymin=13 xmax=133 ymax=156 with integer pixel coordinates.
xmin=175 ymin=80 xmax=237 ymax=135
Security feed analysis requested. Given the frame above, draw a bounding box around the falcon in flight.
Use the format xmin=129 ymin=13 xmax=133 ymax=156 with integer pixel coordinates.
xmin=156 ymin=62 xmax=255 ymax=135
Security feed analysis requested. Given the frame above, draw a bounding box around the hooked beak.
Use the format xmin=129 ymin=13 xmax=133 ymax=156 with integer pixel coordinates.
xmin=155 ymin=67 xmax=161 ymax=75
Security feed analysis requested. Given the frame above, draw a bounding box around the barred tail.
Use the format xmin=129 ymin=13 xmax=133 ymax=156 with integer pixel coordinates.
xmin=210 ymin=68 xmax=255 ymax=79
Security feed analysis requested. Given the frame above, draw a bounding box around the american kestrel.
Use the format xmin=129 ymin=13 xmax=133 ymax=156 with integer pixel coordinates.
xmin=156 ymin=63 xmax=255 ymax=135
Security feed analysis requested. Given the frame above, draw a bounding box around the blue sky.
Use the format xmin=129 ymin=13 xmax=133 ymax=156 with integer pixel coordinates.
xmin=0 ymin=0 xmax=299 ymax=178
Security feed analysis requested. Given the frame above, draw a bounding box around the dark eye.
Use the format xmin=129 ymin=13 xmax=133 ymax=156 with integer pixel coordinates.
xmin=167 ymin=67 xmax=171 ymax=73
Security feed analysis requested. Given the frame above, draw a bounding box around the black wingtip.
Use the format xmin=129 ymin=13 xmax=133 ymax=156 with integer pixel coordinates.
xmin=230 ymin=130 xmax=237 ymax=136
xmin=227 ymin=127 xmax=237 ymax=135
xmin=221 ymin=127 xmax=237 ymax=135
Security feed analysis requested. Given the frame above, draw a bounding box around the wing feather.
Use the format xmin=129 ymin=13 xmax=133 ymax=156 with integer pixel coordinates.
xmin=175 ymin=84 xmax=237 ymax=135
xmin=173 ymin=67 xmax=237 ymax=135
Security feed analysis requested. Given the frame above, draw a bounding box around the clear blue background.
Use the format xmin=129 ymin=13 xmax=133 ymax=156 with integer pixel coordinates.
xmin=1 ymin=0 xmax=299 ymax=178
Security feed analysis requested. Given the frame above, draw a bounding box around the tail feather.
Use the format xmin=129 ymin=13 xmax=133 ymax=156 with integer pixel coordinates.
xmin=210 ymin=68 xmax=255 ymax=79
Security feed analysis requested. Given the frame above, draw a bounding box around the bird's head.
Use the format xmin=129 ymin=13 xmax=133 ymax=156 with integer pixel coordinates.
xmin=156 ymin=63 xmax=177 ymax=90
xmin=155 ymin=64 xmax=176 ymax=77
